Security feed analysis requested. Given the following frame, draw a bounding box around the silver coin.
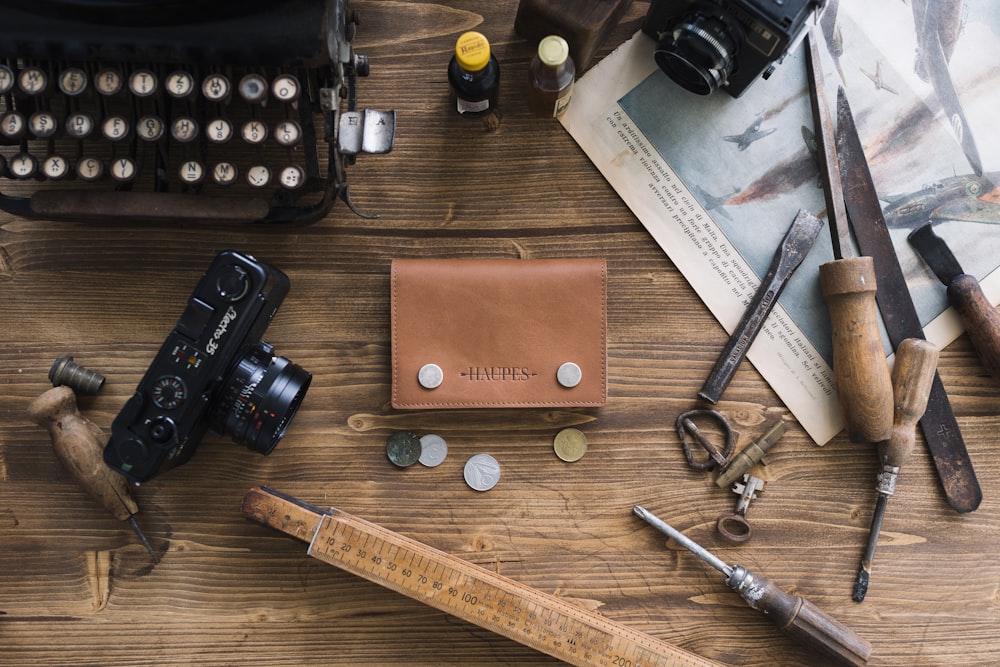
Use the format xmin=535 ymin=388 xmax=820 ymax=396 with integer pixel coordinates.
xmin=464 ymin=454 xmax=501 ymax=491
xmin=418 ymin=434 xmax=448 ymax=467
xmin=386 ymin=431 xmax=422 ymax=467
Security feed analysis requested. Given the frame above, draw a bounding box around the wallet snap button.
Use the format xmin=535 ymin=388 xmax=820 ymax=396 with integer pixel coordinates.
xmin=418 ymin=363 xmax=444 ymax=389
xmin=557 ymin=362 xmax=582 ymax=388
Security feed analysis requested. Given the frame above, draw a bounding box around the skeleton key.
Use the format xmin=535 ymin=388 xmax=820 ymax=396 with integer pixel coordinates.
xmin=716 ymin=474 xmax=765 ymax=543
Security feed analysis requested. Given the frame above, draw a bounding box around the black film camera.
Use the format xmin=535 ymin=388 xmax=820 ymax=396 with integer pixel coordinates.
xmin=104 ymin=251 xmax=311 ymax=484
xmin=642 ymin=0 xmax=825 ymax=97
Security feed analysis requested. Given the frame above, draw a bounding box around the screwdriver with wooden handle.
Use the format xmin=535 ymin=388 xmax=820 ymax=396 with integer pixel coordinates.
xmin=634 ymin=505 xmax=871 ymax=666
xmin=853 ymin=337 xmax=939 ymax=602
xmin=807 ymin=31 xmax=894 ymax=444
xmin=26 ymin=386 xmax=158 ymax=562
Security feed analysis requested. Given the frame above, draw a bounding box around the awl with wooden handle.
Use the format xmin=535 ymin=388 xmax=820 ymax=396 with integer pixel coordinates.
xmin=853 ymin=338 xmax=939 ymax=601
xmin=634 ymin=505 xmax=871 ymax=666
xmin=807 ymin=31 xmax=893 ymax=444
xmin=27 ymin=386 xmax=158 ymax=561
xmin=908 ymin=223 xmax=1000 ymax=382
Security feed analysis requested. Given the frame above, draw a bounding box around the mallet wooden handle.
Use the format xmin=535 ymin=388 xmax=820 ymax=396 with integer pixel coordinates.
xmin=27 ymin=386 xmax=138 ymax=520
xmin=948 ymin=274 xmax=1000 ymax=382
xmin=820 ymin=256 xmax=894 ymax=443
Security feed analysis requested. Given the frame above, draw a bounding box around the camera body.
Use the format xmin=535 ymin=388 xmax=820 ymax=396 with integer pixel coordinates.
xmin=104 ymin=250 xmax=311 ymax=484
xmin=642 ymin=0 xmax=825 ymax=97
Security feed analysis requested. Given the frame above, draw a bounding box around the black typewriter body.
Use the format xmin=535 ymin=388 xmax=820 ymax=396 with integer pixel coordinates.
xmin=0 ymin=0 xmax=394 ymax=224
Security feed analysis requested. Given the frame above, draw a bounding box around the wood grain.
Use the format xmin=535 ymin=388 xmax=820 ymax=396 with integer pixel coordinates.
xmin=2 ymin=2 xmax=1000 ymax=666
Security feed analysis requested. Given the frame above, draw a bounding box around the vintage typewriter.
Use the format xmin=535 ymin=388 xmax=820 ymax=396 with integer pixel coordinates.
xmin=0 ymin=0 xmax=394 ymax=224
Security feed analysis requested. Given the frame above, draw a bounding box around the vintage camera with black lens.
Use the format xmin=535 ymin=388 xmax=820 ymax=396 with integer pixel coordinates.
xmin=642 ymin=0 xmax=825 ymax=97
xmin=104 ymin=250 xmax=311 ymax=484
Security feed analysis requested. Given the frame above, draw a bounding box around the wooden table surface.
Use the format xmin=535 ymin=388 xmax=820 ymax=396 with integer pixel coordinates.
xmin=2 ymin=2 xmax=1000 ymax=665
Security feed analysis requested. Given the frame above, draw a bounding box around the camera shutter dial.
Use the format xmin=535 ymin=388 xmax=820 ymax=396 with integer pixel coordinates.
xmin=152 ymin=375 xmax=187 ymax=410
xmin=216 ymin=264 xmax=250 ymax=302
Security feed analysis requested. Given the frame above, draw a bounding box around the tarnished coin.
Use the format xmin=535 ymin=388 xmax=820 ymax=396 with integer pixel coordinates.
xmin=418 ymin=434 xmax=448 ymax=467
xmin=554 ymin=428 xmax=588 ymax=462
xmin=464 ymin=454 xmax=501 ymax=491
xmin=386 ymin=431 xmax=422 ymax=468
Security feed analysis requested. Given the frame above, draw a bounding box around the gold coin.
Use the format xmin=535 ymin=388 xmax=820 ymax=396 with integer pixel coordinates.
xmin=554 ymin=428 xmax=588 ymax=462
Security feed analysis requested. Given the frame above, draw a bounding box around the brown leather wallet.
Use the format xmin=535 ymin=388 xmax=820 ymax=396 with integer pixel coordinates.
xmin=391 ymin=258 xmax=607 ymax=409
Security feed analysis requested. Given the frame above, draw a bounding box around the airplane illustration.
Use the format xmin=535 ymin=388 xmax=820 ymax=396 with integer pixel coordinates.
xmin=723 ymin=113 xmax=776 ymax=151
xmin=910 ymin=0 xmax=982 ymax=175
xmin=860 ymin=60 xmax=898 ymax=94
xmin=693 ymin=184 xmax=740 ymax=221
xmin=883 ymin=172 xmax=1000 ymax=230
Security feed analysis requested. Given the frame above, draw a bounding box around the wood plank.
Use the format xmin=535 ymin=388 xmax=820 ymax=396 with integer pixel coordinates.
xmin=2 ymin=1 xmax=999 ymax=665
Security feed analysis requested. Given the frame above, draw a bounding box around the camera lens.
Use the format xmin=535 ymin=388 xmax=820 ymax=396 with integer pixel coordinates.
xmin=211 ymin=342 xmax=311 ymax=455
xmin=653 ymin=9 xmax=742 ymax=95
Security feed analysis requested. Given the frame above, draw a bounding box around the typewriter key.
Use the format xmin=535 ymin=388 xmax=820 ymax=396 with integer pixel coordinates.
xmin=95 ymin=68 xmax=123 ymax=96
xmin=1 ymin=111 xmax=26 ymax=140
xmin=29 ymin=112 xmax=57 ymax=139
xmin=41 ymin=156 xmax=71 ymax=181
xmin=0 ymin=64 xmax=12 ymax=94
xmin=76 ymin=158 xmax=104 ymax=182
xmin=136 ymin=116 xmax=165 ymax=142
xmin=101 ymin=116 xmax=130 ymax=142
xmin=246 ymin=165 xmax=271 ymax=188
xmin=206 ymin=118 xmax=234 ymax=144
xmin=241 ymin=120 xmax=268 ymax=145
xmin=18 ymin=66 xmax=47 ymax=95
xmin=128 ymin=69 xmax=158 ymax=97
xmin=202 ymin=74 xmax=231 ymax=102
xmin=279 ymin=165 xmax=305 ymax=190
xmin=171 ymin=117 xmax=199 ymax=143
xmin=166 ymin=71 xmax=196 ymax=98
xmin=271 ymin=75 xmax=300 ymax=103
xmin=212 ymin=162 xmax=239 ymax=186
xmin=110 ymin=158 xmax=138 ymax=183
xmin=179 ymin=161 xmax=206 ymax=185
xmin=65 ymin=113 xmax=95 ymax=139
xmin=9 ymin=154 xmax=37 ymax=179
xmin=273 ymin=121 xmax=301 ymax=147
xmin=58 ymin=68 xmax=88 ymax=96
xmin=239 ymin=74 xmax=268 ymax=104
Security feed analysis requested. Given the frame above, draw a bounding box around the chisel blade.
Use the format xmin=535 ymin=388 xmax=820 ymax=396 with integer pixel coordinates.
xmin=836 ymin=88 xmax=982 ymax=513
xmin=908 ymin=224 xmax=964 ymax=285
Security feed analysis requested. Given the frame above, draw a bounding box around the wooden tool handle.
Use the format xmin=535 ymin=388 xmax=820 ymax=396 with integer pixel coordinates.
xmin=948 ymin=274 xmax=1000 ymax=382
xmin=731 ymin=567 xmax=871 ymax=666
xmin=26 ymin=386 xmax=138 ymax=520
xmin=819 ymin=256 xmax=894 ymax=443
xmin=880 ymin=338 xmax=940 ymax=468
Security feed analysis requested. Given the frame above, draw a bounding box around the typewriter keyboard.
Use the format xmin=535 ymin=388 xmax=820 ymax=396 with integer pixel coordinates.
xmin=0 ymin=59 xmax=373 ymax=222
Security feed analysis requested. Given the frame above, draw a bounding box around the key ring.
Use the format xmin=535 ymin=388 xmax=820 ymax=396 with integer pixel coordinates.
xmin=716 ymin=512 xmax=753 ymax=543
xmin=676 ymin=408 xmax=734 ymax=471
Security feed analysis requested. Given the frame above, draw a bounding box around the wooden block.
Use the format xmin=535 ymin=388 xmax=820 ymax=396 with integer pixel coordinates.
xmin=514 ymin=0 xmax=635 ymax=69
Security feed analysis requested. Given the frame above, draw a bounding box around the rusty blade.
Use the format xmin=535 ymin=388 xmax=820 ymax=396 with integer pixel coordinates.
xmin=805 ymin=31 xmax=851 ymax=260
xmin=836 ymin=88 xmax=982 ymax=513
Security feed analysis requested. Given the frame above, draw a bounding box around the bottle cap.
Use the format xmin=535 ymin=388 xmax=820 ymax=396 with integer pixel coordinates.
xmin=538 ymin=35 xmax=570 ymax=67
xmin=455 ymin=32 xmax=491 ymax=72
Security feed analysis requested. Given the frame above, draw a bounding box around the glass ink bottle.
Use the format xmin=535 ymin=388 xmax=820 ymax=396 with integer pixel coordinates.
xmin=528 ymin=35 xmax=575 ymax=118
xmin=448 ymin=31 xmax=500 ymax=118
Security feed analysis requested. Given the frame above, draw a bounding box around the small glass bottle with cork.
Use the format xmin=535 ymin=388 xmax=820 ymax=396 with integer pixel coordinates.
xmin=528 ymin=34 xmax=575 ymax=118
xmin=448 ymin=31 xmax=501 ymax=118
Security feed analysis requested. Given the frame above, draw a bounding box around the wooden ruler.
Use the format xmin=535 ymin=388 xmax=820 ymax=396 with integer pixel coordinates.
xmin=242 ymin=486 xmax=724 ymax=667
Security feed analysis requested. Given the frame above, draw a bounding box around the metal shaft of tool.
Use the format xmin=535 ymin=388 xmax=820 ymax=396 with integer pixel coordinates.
xmin=805 ymin=31 xmax=850 ymax=259
xmin=699 ymin=209 xmax=823 ymax=404
xmin=633 ymin=506 xmax=732 ymax=576
xmin=853 ymin=492 xmax=887 ymax=602
xmin=127 ymin=516 xmax=159 ymax=563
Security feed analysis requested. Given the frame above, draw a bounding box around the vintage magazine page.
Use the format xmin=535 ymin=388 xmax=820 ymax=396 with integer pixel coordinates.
xmin=562 ymin=0 xmax=1000 ymax=444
